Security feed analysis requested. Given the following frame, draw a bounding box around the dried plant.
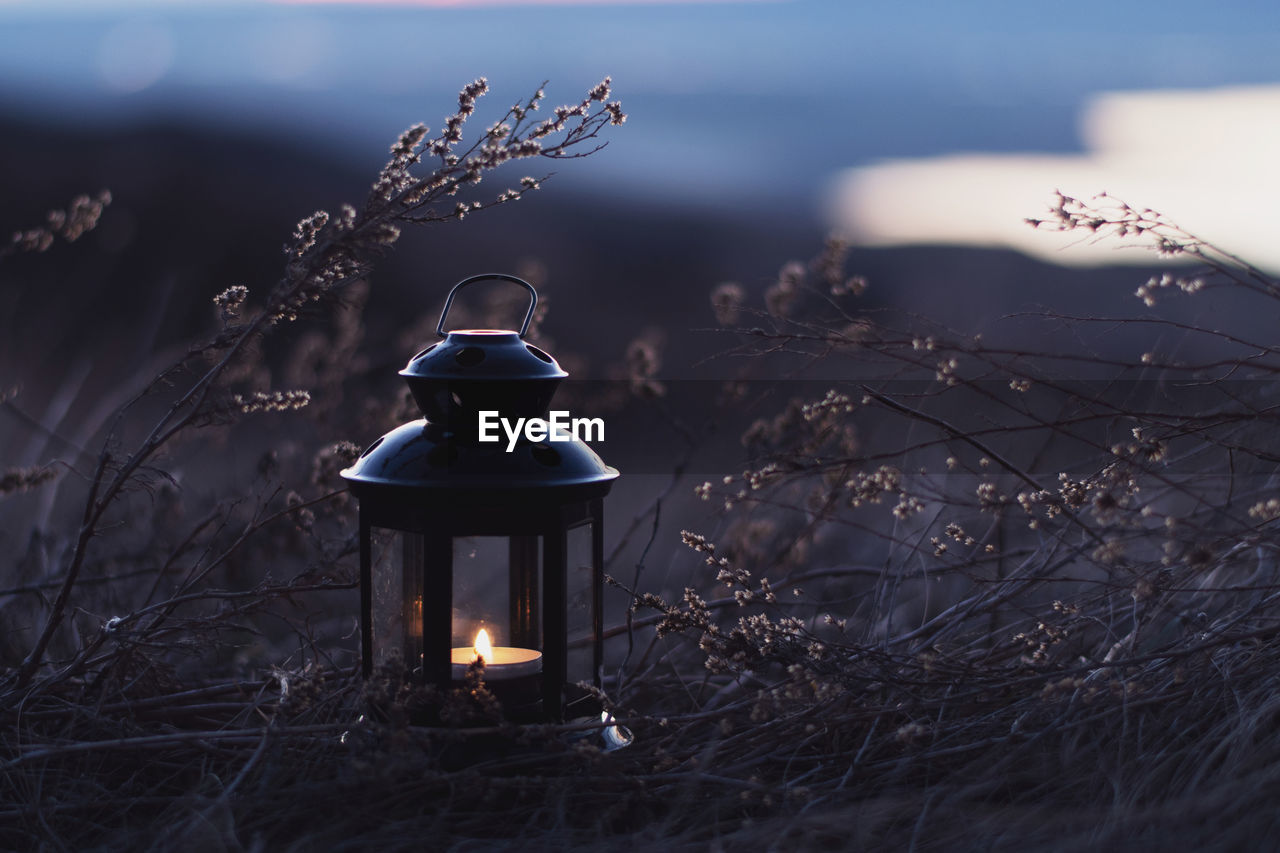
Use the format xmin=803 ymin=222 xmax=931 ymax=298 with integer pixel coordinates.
xmin=7 ymin=80 xmax=1280 ymax=848
xmin=0 ymin=191 xmax=112 ymax=259
xmin=611 ymin=195 xmax=1280 ymax=849
xmin=0 ymin=77 xmax=626 ymax=696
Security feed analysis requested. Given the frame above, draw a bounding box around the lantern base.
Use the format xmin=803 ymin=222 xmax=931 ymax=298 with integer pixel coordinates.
xmin=357 ymin=686 xmax=632 ymax=770
xmin=451 ymin=669 xmax=544 ymax=722
xmin=365 ymin=657 xmax=627 ymax=734
xmin=368 ymin=683 xmax=631 ymax=739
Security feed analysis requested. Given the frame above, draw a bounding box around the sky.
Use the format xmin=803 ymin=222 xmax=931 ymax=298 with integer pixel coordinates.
xmin=1 ymin=0 xmax=1279 ymax=266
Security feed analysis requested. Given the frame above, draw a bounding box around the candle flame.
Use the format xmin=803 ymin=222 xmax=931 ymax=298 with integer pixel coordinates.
xmin=473 ymin=628 xmax=492 ymax=663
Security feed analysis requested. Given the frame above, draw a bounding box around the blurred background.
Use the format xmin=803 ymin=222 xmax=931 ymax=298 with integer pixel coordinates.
xmin=3 ymin=0 xmax=1279 ymax=555
xmin=4 ymin=0 xmax=1279 ymax=321
xmin=4 ymin=0 xmax=1279 ymax=251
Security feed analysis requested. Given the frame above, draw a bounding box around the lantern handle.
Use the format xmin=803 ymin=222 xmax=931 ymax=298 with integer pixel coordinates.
xmin=436 ymin=273 xmax=539 ymax=338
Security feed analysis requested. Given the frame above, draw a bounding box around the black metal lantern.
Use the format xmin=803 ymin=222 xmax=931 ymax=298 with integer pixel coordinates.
xmin=341 ymin=274 xmax=618 ymax=722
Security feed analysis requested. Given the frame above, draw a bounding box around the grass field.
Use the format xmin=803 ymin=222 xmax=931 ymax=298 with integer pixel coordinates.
xmin=5 ymin=82 xmax=1280 ymax=851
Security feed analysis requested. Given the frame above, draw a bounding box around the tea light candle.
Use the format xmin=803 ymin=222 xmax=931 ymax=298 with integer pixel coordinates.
xmin=450 ymin=628 xmax=542 ymax=681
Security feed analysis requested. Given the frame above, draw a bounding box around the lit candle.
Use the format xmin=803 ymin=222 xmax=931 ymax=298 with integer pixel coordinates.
xmin=450 ymin=628 xmax=542 ymax=681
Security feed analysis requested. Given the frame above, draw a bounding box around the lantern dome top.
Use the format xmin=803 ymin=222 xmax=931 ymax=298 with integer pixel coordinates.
xmin=340 ymin=419 xmax=617 ymax=511
xmin=342 ymin=273 xmax=617 ymax=513
xmin=397 ymin=275 xmax=568 ymax=426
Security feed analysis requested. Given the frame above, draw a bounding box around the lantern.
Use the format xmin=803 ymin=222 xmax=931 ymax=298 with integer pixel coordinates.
xmin=341 ymin=274 xmax=618 ymax=723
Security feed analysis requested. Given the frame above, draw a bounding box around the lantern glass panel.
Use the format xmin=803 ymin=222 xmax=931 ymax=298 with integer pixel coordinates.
xmin=454 ymin=536 xmax=539 ymax=651
xmin=369 ymin=528 xmax=424 ymax=675
xmin=566 ymin=520 xmax=597 ymax=686
xmin=369 ymin=528 xmax=554 ymax=680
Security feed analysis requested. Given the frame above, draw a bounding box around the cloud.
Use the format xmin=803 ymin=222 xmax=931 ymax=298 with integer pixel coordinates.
xmin=824 ymin=84 xmax=1280 ymax=271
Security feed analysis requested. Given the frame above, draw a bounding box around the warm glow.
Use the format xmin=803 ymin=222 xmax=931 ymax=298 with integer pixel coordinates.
xmin=452 ymin=630 xmax=541 ymax=677
xmin=411 ymin=597 xmax=422 ymax=631
xmin=473 ymin=628 xmax=493 ymax=663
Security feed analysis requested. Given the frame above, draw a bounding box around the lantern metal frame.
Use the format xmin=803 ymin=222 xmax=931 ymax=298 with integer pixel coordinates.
xmin=342 ymin=274 xmax=617 ymax=722
xmin=355 ymin=495 xmax=604 ymax=718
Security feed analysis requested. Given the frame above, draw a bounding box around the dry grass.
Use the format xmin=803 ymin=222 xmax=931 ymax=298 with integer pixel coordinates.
xmin=4 ymin=86 xmax=1280 ymax=850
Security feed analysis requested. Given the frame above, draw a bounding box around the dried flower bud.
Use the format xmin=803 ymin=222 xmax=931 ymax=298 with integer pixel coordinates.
xmin=233 ymin=390 xmax=311 ymax=413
